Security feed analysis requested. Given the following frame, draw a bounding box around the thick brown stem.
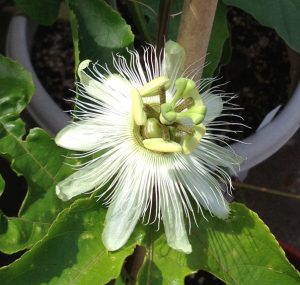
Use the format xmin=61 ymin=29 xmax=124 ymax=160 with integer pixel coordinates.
xmin=177 ymin=0 xmax=218 ymax=78
xmin=126 ymin=246 xmax=146 ymax=284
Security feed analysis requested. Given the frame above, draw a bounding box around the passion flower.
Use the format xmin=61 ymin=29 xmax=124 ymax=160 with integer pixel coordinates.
xmin=55 ymin=41 xmax=243 ymax=254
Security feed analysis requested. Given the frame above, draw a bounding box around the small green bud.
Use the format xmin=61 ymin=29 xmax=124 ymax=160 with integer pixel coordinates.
xmin=182 ymin=79 xmax=196 ymax=99
xmin=171 ymin=78 xmax=197 ymax=106
xmin=160 ymin=103 xmax=176 ymax=124
xmin=171 ymin=78 xmax=188 ymax=106
xmin=182 ymin=124 xmax=206 ymax=154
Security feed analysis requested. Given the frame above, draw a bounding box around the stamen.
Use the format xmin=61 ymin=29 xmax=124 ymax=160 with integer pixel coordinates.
xmin=143 ymin=138 xmax=182 ymax=153
xmin=160 ymin=124 xmax=170 ymax=141
xmin=143 ymin=104 xmax=160 ymax=119
xmin=140 ymin=76 xmax=170 ymax=97
xmin=159 ymin=87 xmax=166 ymax=104
xmin=174 ymin=97 xmax=194 ymax=112
xmin=131 ymin=88 xmax=147 ymax=126
xmin=174 ymin=123 xmax=195 ymax=135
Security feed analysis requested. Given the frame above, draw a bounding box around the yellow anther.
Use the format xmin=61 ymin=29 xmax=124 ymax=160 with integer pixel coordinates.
xmin=140 ymin=76 xmax=170 ymax=97
xmin=131 ymin=88 xmax=147 ymax=126
xmin=143 ymin=138 xmax=182 ymax=153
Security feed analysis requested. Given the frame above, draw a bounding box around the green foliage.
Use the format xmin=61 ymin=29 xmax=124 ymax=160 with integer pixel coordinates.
xmin=0 ymin=56 xmax=73 ymax=253
xmin=14 ymin=0 xmax=61 ymax=26
xmin=223 ymin=0 xmax=300 ymax=52
xmin=138 ymin=203 xmax=300 ymax=285
xmin=67 ymin=0 xmax=134 ymax=68
xmin=0 ymin=198 xmax=144 ymax=285
xmin=1 ymin=2 xmax=300 ymax=284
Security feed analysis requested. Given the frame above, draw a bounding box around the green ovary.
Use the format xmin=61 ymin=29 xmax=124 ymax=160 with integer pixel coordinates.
xmin=131 ymin=77 xmax=207 ymax=154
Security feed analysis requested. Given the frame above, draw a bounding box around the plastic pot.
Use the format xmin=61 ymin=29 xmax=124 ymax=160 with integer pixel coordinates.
xmin=6 ymin=16 xmax=300 ymax=176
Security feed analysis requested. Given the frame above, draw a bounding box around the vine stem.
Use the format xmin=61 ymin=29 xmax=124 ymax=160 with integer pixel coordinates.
xmin=177 ymin=0 xmax=218 ymax=79
xmin=156 ymin=0 xmax=173 ymax=53
xmin=233 ymin=181 xmax=300 ymax=200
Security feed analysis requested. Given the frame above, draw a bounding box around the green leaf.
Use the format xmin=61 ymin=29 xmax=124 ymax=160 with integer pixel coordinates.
xmin=223 ymin=0 xmax=300 ymax=52
xmin=0 ymin=56 xmax=73 ymax=253
xmin=0 ymin=198 xmax=144 ymax=285
xmin=14 ymin=0 xmax=61 ymax=26
xmin=67 ymin=0 xmax=134 ymax=67
xmin=0 ymin=174 xmax=4 ymax=197
xmin=202 ymin=1 xmax=230 ymax=78
xmin=138 ymin=203 xmax=300 ymax=285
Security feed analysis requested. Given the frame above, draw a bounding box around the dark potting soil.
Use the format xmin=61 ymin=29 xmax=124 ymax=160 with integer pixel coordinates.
xmin=31 ymin=7 xmax=290 ymax=141
xmin=218 ymin=7 xmax=290 ymax=139
xmin=31 ymin=20 xmax=75 ymax=111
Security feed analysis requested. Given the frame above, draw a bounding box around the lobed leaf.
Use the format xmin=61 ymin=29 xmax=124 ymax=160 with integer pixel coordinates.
xmin=223 ymin=0 xmax=300 ymax=52
xmin=0 ymin=56 xmax=73 ymax=253
xmin=0 ymin=198 xmax=144 ymax=285
xmin=138 ymin=203 xmax=300 ymax=285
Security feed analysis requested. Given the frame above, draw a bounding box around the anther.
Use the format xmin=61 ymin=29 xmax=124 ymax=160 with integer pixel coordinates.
xmin=159 ymin=87 xmax=166 ymax=104
xmin=143 ymin=104 xmax=160 ymax=119
xmin=143 ymin=138 xmax=182 ymax=153
xmin=174 ymin=124 xmax=195 ymax=135
xmin=160 ymin=124 xmax=170 ymax=141
xmin=174 ymin=97 xmax=194 ymax=112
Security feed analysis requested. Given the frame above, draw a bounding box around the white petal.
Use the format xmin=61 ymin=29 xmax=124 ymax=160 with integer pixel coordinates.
xmin=203 ymin=93 xmax=223 ymax=123
xmin=162 ymin=40 xmax=186 ymax=82
xmin=55 ymin=120 xmax=102 ymax=151
xmin=159 ymin=178 xmax=192 ymax=254
xmin=161 ymin=190 xmax=192 ymax=254
xmin=57 ymin=146 xmax=133 ymax=202
xmin=197 ymin=139 xmax=243 ymax=174
xmin=56 ymin=159 xmax=104 ymax=201
xmin=102 ymin=186 xmax=144 ymax=251
xmin=103 ymin=74 xmax=132 ymax=96
xmin=177 ymin=160 xmax=229 ymax=219
xmin=83 ymin=74 xmax=132 ymax=104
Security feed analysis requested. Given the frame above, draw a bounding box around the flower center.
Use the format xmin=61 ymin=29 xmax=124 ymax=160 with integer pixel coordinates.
xmin=131 ymin=77 xmax=207 ymax=154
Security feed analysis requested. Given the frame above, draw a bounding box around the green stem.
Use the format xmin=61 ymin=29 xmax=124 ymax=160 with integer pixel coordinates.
xmin=127 ymin=0 xmax=153 ymax=43
xmin=146 ymin=227 xmax=154 ymax=285
xmin=234 ymin=182 xmax=300 ymax=200
xmin=156 ymin=0 xmax=173 ymax=53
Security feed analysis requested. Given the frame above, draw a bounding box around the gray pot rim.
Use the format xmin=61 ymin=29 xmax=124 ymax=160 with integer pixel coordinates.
xmin=6 ymin=15 xmax=300 ymax=173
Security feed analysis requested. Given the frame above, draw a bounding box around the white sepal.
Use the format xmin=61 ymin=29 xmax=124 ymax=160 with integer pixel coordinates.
xmin=55 ymin=120 xmax=102 ymax=152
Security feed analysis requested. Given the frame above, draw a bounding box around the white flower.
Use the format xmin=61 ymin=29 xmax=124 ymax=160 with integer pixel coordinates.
xmin=55 ymin=41 xmax=243 ymax=254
